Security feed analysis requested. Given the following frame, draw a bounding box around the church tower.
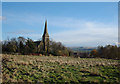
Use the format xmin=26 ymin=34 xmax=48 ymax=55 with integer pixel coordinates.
xmin=42 ymin=20 xmax=49 ymax=53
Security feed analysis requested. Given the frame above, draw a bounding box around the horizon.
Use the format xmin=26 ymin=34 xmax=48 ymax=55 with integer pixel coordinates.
xmin=2 ymin=2 xmax=118 ymax=47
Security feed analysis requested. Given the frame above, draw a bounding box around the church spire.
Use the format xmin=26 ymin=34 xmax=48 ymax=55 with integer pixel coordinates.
xmin=42 ymin=20 xmax=49 ymax=54
xmin=43 ymin=20 xmax=49 ymax=37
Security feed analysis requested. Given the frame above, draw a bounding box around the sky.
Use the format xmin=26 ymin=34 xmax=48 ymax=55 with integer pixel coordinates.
xmin=2 ymin=2 xmax=118 ymax=47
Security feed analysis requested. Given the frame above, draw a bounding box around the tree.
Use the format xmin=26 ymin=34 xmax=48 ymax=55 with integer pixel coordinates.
xmin=90 ymin=49 xmax=98 ymax=57
xmin=49 ymin=41 xmax=70 ymax=56
xmin=3 ymin=38 xmax=18 ymax=54
xmin=19 ymin=41 xmax=25 ymax=54
xmin=18 ymin=36 xmax=26 ymax=44
xmin=25 ymin=38 xmax=37 ymax=54
xmin=93 ymin=45 xmax=120 ymax=59
xmin=0 ymin=41 xmax=2 ymax=54
xmin=2 ymin=37 xmax=72 ymax=56
xmin=38 ymin=42 xmax=44 ymax=54
xmin=17 ymin=37 xmax=26 ymax=54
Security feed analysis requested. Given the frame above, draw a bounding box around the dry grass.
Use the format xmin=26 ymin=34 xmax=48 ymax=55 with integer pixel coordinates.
xmin=2 ymin=54 xmax=120 ymax=83
xmin=2 ymin=54 xmax=119 ymax=66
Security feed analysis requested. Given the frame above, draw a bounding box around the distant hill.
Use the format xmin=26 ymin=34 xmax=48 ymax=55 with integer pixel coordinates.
xmin=69 ymin=47 xmax=96 ymax=52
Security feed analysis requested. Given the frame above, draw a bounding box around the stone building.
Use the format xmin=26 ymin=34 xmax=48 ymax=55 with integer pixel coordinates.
xmin=34 ymin=20 xmax=49 ymax=54
xmin=42 ymin=20 xmax=49 ymax=53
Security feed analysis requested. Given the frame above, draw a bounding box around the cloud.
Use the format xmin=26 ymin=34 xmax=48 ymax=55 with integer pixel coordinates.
xmin=2 ymin=13 xmax=45 ymax=26
xmin=48 ymin=17 xmax=86 ymax=29
xmin=6 ymin=29 xmax=35 ymax=34
xmin=115 ymin=42 xmax=120 ymax=45
xmin=0 ymin=16 xmax=6 ymax=20
xmin=50 ymin=19 xmax=118 ymax=47
xmin=3 ymin=13 xmax=118 ymax=47
xmin=19 ymin=16 xmax=118 ymax=47
xmin=20 ymin=16 xmax=117 ymax=47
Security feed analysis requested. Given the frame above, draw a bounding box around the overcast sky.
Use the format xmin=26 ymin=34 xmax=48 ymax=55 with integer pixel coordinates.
xmin=2 ymin=2 xmax=118 ymax=47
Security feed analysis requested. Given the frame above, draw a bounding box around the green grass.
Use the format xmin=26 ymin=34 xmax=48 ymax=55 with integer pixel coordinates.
xmin=2 ymin=54 xmax=120 ymax=83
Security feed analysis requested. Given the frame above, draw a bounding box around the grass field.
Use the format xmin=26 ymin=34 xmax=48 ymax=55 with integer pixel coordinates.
xmin=2 ymin=54 xmax=120 ymax=83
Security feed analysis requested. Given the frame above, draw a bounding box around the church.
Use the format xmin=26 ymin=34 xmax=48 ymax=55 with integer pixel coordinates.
xmin=34 ymin=20 xmax=49 ymax=54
